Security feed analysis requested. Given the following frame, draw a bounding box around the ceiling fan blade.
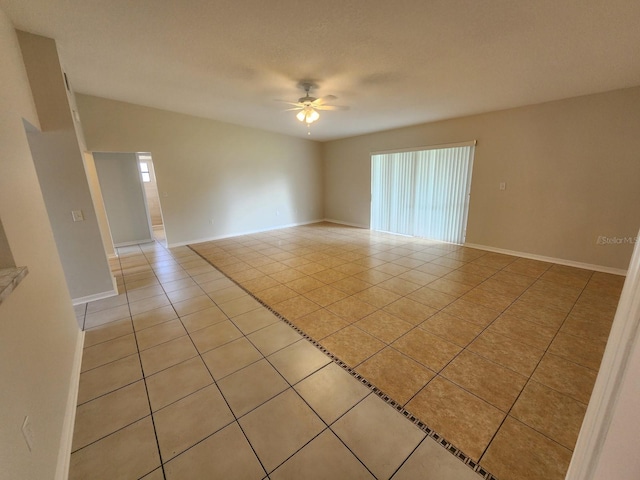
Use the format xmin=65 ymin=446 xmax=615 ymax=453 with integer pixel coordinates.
xmin=275 ymin=100 xmax=305 ymax=107
xmin=312 ymin=95 xmax=337 ymax=106
xmin=284 ymin=107 xmax=304 ymax=111
xmin=315 ymin=105 xmax=350 ymax=111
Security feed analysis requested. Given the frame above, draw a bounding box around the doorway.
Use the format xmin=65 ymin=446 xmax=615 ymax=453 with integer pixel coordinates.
xmin=93 ymin=152 xmax=164 ymax=247
xmin=137 ymin=153 xmax=165 ymax=245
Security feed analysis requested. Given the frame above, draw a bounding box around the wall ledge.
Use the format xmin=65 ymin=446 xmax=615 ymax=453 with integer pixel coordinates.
xmin=0 ymin=266 xmax=29 ymax=306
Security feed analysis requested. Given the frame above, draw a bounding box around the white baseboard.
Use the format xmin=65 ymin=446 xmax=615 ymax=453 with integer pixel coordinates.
xmin=55 ymin=329 xmax=84 ymax=480
xmin=72 ymin=287 xmax=118 ymax=306
xmin=464 ymin=242 xmax=627 ymax=276
xmin=113 ymin=238 xmax=154 ymax=248
xmin=323 ymin=218 xmax=370 ymax=229
xmin=167 ymin=219 xmax=325 ymax=248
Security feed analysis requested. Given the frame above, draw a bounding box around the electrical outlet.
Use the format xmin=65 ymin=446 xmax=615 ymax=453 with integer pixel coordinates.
xmin=276 ymin=210 xmax=280 ymax=216
xmin=499 ymin=182 xmax=506 ymax=191
xmin=71 ymin=210 xmax=84 ymax=222
xmin=22 ymin=416 xmax=33 ymax=451
xmin=209 ymin=219 xmax=214 ymax=225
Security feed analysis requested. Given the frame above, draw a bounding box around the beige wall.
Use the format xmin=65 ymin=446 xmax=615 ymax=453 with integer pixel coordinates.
xmin=76 ymin=95 xmax=324 ymax=246
xmin=18 ymin=31 xmax=114 ymax=301
xmin=0 ymin=8 xmax=82 ymax=479
xmin=323 ymin=87 xmax=640 ymax=271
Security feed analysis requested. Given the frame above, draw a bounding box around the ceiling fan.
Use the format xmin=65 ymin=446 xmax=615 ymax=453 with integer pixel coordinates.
xmin=281 ymin=82 xmax=349 ymax=125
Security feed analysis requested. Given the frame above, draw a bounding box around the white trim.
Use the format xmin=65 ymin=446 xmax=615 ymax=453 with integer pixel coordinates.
xmin=371 ymin=140 xmax=477 ymax=156
xmin=464 ymin=242 xmax=627 ymax=276
xmin=166 ymin=219 xmax=325 ymax=248
xmin=323 ymin=218 xmax=369 ymax=229
xmin=72 ymin=287 xmax=118 ymax=306
xmin=107 ymin=253 xmax=119 ymax=260
xmin=55 ymin=329 xmax=84 ymax=480
xmin=565 ymin=228 xmax=640 ymax=479
xmin=110 ymin=274 xmax=118 ymax=294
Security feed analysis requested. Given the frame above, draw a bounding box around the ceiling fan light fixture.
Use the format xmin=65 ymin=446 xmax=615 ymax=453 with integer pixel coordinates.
xmin=297 ymin=107 xmax=319 ymax=124
xmin=306 ymin=108 xmax=319 ymax=123
xmin=283 ymin=82 xmax=345 ymax=127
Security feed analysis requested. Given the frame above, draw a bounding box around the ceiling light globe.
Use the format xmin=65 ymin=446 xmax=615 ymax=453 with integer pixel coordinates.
xmin=307 ymin=109 xmax=320 ymax=123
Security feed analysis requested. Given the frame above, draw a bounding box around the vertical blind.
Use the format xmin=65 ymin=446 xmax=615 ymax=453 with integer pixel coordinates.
xmin=371 ymin=142 xmax=475 ymax=244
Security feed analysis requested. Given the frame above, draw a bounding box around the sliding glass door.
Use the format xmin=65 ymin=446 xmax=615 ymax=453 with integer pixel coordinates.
xmin=371 ymin=142 xmax=475 ymax=244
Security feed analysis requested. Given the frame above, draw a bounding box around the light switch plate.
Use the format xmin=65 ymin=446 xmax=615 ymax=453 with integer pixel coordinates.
xmin=72 ymin=210 xmax=84 ymax=222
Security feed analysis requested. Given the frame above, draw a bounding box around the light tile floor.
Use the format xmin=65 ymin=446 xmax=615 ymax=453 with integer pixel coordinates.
xmin=186 ymin=223 xmax=624 ymax=480
xmin=70 ymin=231 xmax=482 ymax=480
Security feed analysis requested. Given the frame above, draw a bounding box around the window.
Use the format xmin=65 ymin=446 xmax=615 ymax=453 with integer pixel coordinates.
xmin=139 ymin=161 xmax=151 ymax=183
xmin=371 ymin=141 xmax=475 ymax=244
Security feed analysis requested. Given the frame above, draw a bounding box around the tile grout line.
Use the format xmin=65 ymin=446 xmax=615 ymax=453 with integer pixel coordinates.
xmin=118 ymin=244 xmax=169 ymax=480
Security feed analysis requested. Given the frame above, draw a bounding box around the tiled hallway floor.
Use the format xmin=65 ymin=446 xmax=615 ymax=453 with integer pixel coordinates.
xmin=70 ymin=223 xmax=623 ymax=480
xmin=70 ymin=231 xmax=480 ymax=480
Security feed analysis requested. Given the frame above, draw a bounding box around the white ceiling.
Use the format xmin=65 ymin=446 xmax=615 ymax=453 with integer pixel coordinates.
xmin=2 ymin=0 xmax=640 ymax=141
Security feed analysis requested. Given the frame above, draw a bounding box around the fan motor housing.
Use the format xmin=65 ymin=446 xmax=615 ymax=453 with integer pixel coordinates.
xmin=298 ymin=95 xmax=316 ymax=104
